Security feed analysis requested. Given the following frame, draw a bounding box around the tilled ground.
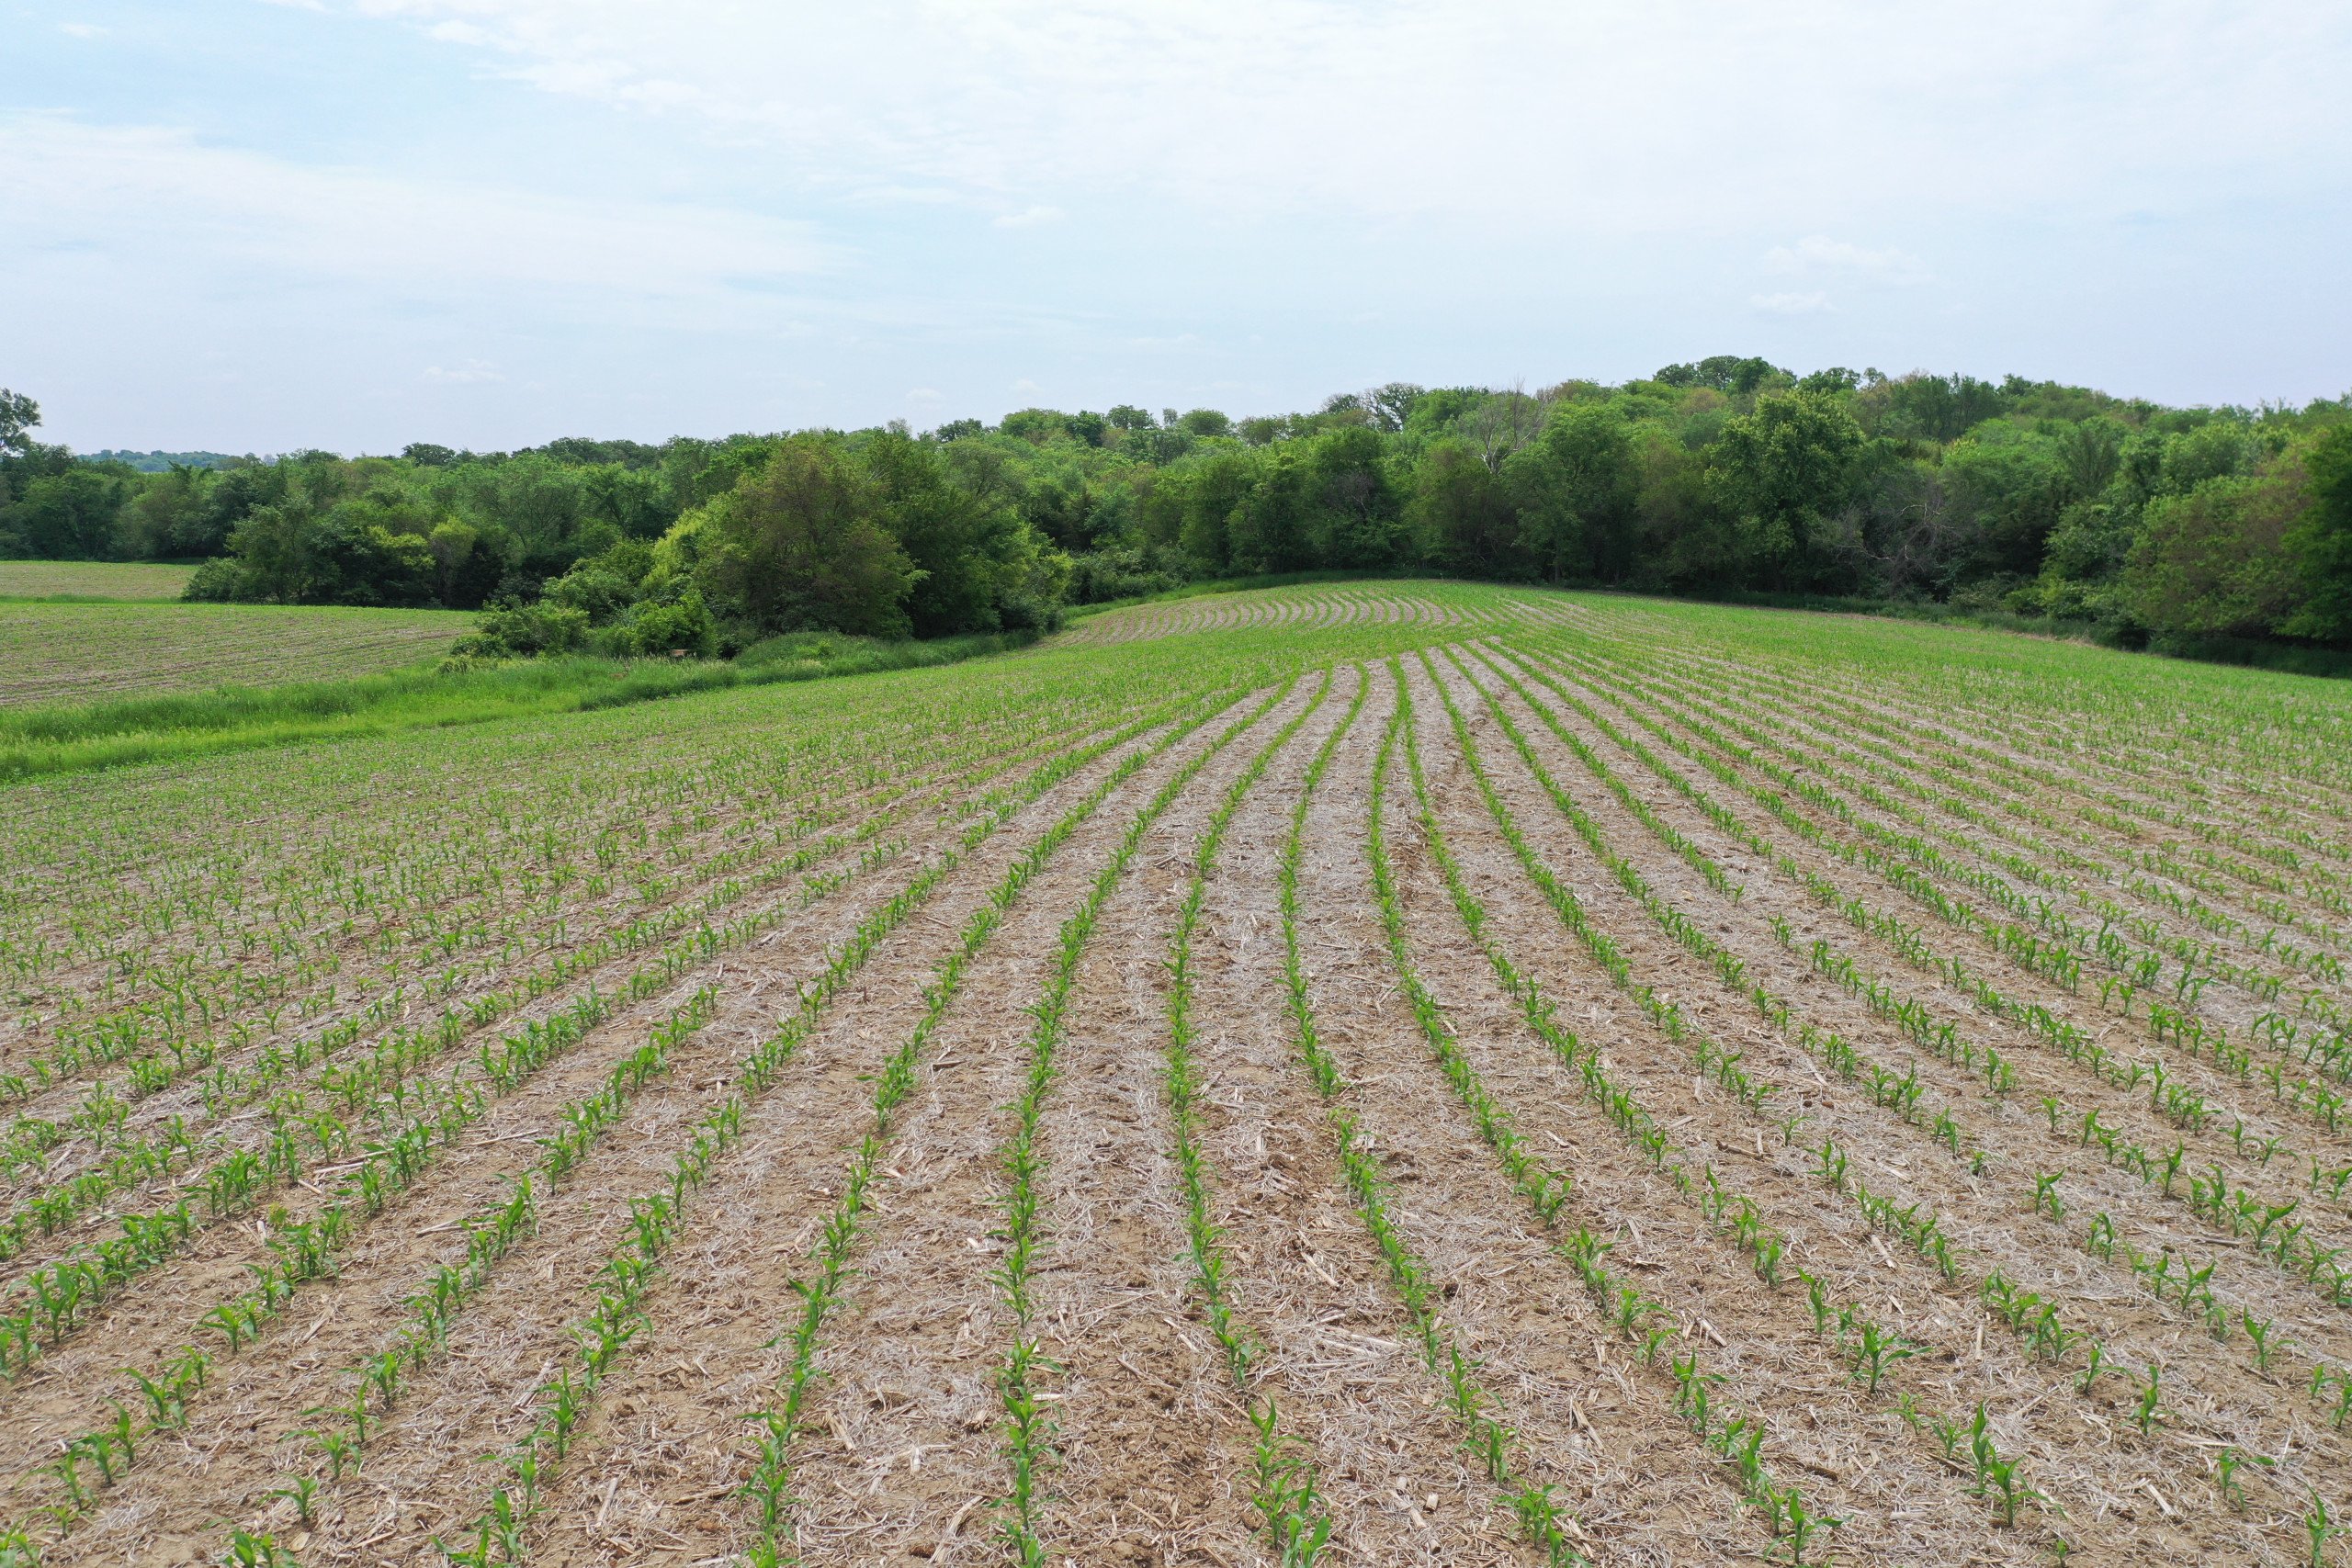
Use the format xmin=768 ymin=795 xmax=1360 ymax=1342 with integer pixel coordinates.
xmin=6 ymin=586 xmax=2351 ymax=1567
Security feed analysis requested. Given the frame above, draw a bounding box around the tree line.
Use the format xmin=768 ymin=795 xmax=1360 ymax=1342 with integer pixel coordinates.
xmin=3 ymin=360 xmax=2347 ymax=659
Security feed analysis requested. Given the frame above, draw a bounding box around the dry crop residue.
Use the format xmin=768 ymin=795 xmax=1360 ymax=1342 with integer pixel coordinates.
xmin=2 ymin=581 xmax=2349 ymax=1566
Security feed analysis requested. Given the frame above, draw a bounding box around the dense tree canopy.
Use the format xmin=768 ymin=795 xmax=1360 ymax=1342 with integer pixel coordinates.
xmin=4 ymin=367 xmax=2348 ymax=660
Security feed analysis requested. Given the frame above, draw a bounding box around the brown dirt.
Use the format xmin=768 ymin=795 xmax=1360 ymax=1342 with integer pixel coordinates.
xmin=15 ymin=586 xmax=2350 ymax=1567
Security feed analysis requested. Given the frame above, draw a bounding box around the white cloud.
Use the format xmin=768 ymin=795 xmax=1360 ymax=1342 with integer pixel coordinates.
xmin=1008 ymin=378 xmax=1043 ymax=394
xmin=340 ymin=1 xmax=2352 ymax=231
xmin=1751 ymin=291 xmax=1834 ymax=315
xmin=16 ymin=2 xmax=2352 ymax=446
xmin=904 ymin=387 xmax=943 ymax=402
xmin=58 ymin=22 xmax=107 ymax=39
xmin=422 ymin=359 xmax=504 ymax=383
xmin=1764 ymin=235 xmax=1928 ymax=282
xmin=0 ymin=113 xmax=831 ymax=311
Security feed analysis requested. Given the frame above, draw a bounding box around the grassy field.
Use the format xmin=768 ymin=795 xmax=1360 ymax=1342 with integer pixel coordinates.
xmin=2 ymin=581 xmax=2350 ymax=1565
xmin=0 ymin=600 xmax=472 ymax=706
xmin=0 ymin=561 xmax=197 ymax=601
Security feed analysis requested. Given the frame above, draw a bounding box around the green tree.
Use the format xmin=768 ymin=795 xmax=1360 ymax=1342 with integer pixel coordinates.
xmin=1939 ymin=429 xmax=2070 ymax=581
xmin=1166 ymin=449 xmax=1258 ymax=572
xmin=425 ymin=519 xmax=505 ymax=608
xmin=686 ymin=436 xmax=918 ymax=638
xmin=582 ymin=463 xmax=677 ymax=539
xmin=1867 ymin=373 xmax=2008 ymax=441
xmin=1504 ymin=402 xmax=1637 ymax=583
xmin=11 ymin=469 xmax=130 ymax=558
xmin=1656 ymin=356 xmax=1784 ymax=395
xmin=189 ymin=495 xmax=438 ymax=605
xmin=867 ymin=431 xmax=1063 ymax=633
xmin=1021 ymin=471 xmax=1099 ymax=552
xmin=1408 ymin=440 xmax=1521 ymax=577
xmin=1000 ymin=409 xmax=1069 ymax=446
xmin=118 ymin=464 xmax=214 ymax=559
xmin=2124 ymin=456 xmax=2312 ymax=637
xmin=1308 ymin=424 xmax=1405 ymax=567
xmin=1229 ymin=450 xmax=1314 ymax=572
xmin=0 ymin=389 xmax=38 ymax=458
xmin=1630 ymin=433 xmax=1730 ymax=588
xmin=1707 ymin=390 xmax=1865 ymax=589
xmin=2284 ymin=424 xmax=2352 ymax=641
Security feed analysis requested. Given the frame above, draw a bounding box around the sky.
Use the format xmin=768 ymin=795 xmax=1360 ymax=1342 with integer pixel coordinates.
xmin=4 ymin=1 xmax=2349 ymax=454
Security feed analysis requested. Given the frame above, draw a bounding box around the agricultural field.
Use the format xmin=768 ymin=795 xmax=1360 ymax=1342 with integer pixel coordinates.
xmin=0 ymin=563 xmax=198 ymax=602
xmin=0 ymin=602 xmax=472 ymax=707
xmin=5 ymin=581 xmax=2352 ymax=1566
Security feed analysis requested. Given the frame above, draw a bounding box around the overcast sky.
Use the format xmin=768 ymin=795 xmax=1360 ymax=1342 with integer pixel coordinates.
xmin=6 ymin=1 xmax=2349 ymax=453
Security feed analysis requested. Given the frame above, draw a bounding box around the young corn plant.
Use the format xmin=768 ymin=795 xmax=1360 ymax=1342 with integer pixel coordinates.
xmin=1279 ymin=671 xmax=1588 ymax=1564
xmin=1158 ymin=677 xmax=1336 ymax=1560
xmin=733 ymin=685 xmax=1272 ymax=1564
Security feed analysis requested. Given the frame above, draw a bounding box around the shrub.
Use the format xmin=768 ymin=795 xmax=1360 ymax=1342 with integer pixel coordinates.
xmin=455 ymin=601 xmax=592 ymax=658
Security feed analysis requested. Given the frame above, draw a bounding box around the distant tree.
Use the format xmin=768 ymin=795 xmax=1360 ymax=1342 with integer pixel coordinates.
xmin=0 ymin=389 xmax=38 ymax=457
xmin=1409 ymin=440 xmax=1521 ymax=577
xmin=537 ymin=435 xmax=663 ymax=468
xmin=1504 ymin=402 xmax=1638 ymax=582
xmin=688 ymin=436 xmax=918 ymax=638
xmin=1364 ymin=383 xmax=1425 ymax=434
xmin=1708 ymin=390 xmax=1865 ymax=589
xmin=1169 ymin=449 xmax=1258 ymax=572
xmin=1657 ymin=356 xmax=1783 ymax=396
xmin=10 ymin=469 xmax=129 ymax=558
xmin=1309 ymin=425 xmax=1406 ymax=567
xmin=1939 ymin=431 xmax=2071 ymax=580
xmin=867 ymin=431 xmax=1064 ymax=633
xmin=1462 ymin=387 xmax=1546 ymax=472
xmin=1106 ymin=405 xmax=1157 ymax=434
xmin=1866 ymin=372 xmax=2009 ymax=442
xmin=425 ymin=519 xmax=505 ymax=608
xmin=1177 ymin=408 xmax=1232 ymax=439
xmin=1022 ymin=472 xmax=1099 ymax=552
xmin=2284 ymin=424 xmax=2352 ymax=641
xmin=1000 ymin=409 xmax=1069 ymax=446
xmin=188 ymin=494 xmax=438 ymax=605
xmin=582 ymin=463 xmax=676 ymax=539
xmin=544 ymin=538 xmax=656 ymax=622
xmin=2053 ymin=417 xmax=2129 ymax=499
xmin=2159 ymin=419 xmax=2261 ymax=495
xmin=1228 ymin=450 xmax=1314 ymax=572
xmin=118 ymin=463 xmax=214 ymax=558
xmin=2125 ymin=455 xmax=2312 ymax=637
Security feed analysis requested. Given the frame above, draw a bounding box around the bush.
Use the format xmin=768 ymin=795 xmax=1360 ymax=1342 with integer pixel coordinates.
xmin=1066 ymin=547 xmax=1184 ymax=604
xmin=596 ymin=589 xmax=717 ymax=658
xmin=454 ymin=601 xmax=592 ymax=658
xmin=181 ymin=558 xmax=243 ymax=603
